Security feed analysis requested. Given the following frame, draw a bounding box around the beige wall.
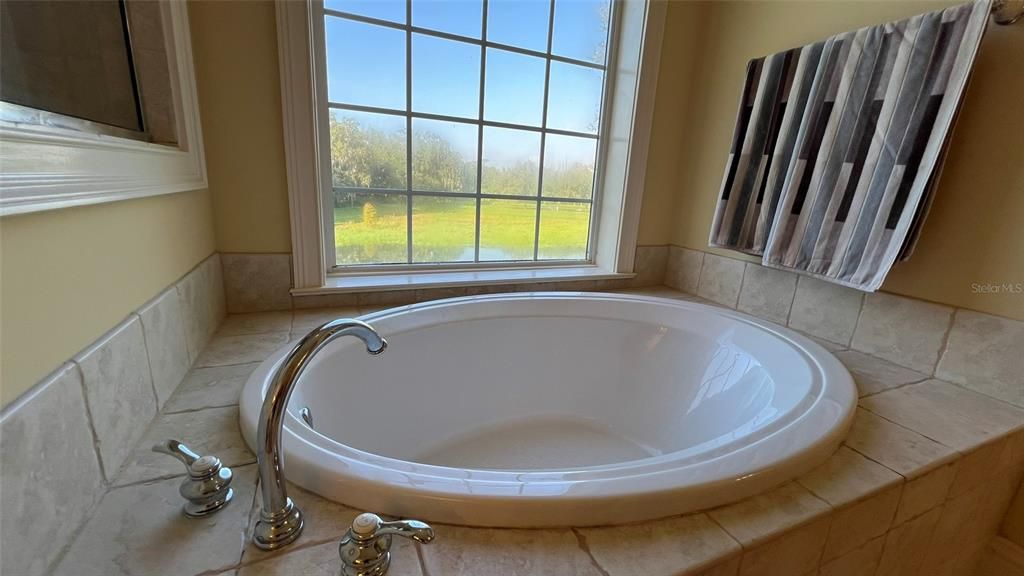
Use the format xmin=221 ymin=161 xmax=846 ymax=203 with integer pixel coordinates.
xmin=0 ymin=190 xmax=215 ymax=407
xmin=665 ymin=0 xmax=1023 ymax=320
xmin=190 ymin=0 xmax=292 ymax=254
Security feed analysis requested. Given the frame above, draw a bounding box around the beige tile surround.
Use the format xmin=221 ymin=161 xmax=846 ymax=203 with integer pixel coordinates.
xmin=219 ymin=245 xmax=672 ymax=313
xmin=0 ymin=254 xmax=225 ymax=576
xmin=3 ymin=246 xmax=1022 ymax=576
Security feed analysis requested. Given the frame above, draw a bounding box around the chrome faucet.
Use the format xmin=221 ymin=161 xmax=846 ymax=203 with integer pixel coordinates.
xmin=253 ymin=319 xmax=387 ymax=550
xmin=339 ymin=512 xmax=434 ymax=576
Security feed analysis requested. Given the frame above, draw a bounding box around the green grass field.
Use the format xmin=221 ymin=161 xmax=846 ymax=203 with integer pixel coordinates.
xmin=333 ymin=196 xmax=590 ymax=265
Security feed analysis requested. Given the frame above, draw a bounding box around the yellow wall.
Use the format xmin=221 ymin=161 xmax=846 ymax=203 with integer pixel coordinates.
xmin=0 ymin=190 xmax=215 ymax=406
xmin=665 ymin=0 xmax=1023 ymax=320
xmin=190 ymin=0 xmax=292 ymax=254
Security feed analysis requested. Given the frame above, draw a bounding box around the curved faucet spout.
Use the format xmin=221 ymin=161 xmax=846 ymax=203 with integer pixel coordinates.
xmin=253 ymin=318 xmax=387 ymax=550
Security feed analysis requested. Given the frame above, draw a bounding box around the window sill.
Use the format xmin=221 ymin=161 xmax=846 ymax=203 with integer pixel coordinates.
xmin=290 ymin=266 xmax=635 ymax=295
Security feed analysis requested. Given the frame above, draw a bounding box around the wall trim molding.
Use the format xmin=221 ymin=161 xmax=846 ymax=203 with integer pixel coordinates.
xmin=0 ymin=1 xmax=207 ymax=216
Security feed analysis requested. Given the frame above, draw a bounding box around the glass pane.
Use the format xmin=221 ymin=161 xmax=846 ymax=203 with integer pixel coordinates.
xmin=412 ymin=196 xmax=476 ymax=263
xmin=326 ymin=17 xmax=405 ymax=109
xmin=325 ymin=0 xmax=405 ymax=23
xmin=412 ymin=119 xmax=478 ymax=193
xmin=484 ymin=48 xmax=545 ymax=126
xmin=551 ymin=0 xmax=610 ymax=64
xmin=479 ymin=199 xmax=537 ymax=261
xmin=333 ymin=192 xmax=408 ymax=265
xmin=329 ymin=109 xmax=407 ymax=190
xmin=412 ymin=35 xmax=480 ymax=119
xmin=542 ymin=134 xmax=596 ymax=199
xmin=412 ymin=0 xmax=482 ymax=38
xmin=546 ymin=61 xmax=603 ymax=134
xmin=481 ymin=127 xmax=540 ymax=197
xmin=537 ymin=201 xmax=590 ymax=260
xmin=487 ymin=0 xmax=549 ymax=52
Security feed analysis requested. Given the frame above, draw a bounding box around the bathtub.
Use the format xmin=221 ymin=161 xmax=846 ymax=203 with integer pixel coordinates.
xmin=240 ymin=292 xmax=856 ymax=527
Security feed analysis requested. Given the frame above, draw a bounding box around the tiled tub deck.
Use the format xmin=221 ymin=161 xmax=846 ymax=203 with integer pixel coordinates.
xmin=48 ymin=287 xmax=1024 ymax=576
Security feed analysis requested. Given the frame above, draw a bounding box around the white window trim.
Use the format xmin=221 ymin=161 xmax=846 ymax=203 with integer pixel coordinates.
xmin=277 ymin=0 xmax=665 ymax=291
xmin=0 ymin=1 xmax=207 ymax=216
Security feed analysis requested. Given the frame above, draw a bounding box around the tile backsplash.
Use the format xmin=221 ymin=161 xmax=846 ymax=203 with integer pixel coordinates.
xmin=0 ymin=253 xmax=225 ymax=576
xmin=665 ymin=245 xmax=1024 ymax=404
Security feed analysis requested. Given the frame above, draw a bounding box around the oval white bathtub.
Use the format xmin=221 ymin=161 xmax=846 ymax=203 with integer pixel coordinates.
xmin=240 ymin=293 xmax=856 ymax=527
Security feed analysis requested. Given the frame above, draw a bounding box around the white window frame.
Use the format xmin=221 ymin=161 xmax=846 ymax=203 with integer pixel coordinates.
xmin=278 ymin=0 xmax=665 ymax=292
xmin=0 ymin=1 xmax=206 ymax=216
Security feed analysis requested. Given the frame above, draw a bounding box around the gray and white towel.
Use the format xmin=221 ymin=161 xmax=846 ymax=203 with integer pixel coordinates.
xmin=708 ymin=0 xmax=991 ymax=291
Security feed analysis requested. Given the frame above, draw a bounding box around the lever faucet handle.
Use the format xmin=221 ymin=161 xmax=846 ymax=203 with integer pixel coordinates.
xmin=152 ymin=439 xmax=234 ymax=518
xmin=339 ymin=513 xmax=435 ymax=576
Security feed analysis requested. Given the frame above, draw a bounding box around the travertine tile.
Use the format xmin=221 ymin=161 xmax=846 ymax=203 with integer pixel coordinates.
xmin=195 ymin=332 xmax=290 ymax=367
xmin=222 ymin=253 xmax=293 ymax=313
xmin=833 ymin=350 xmax=927 ymax=397
xmin=788 ymin=276 xmax=863 ymax=346
xmin=357 ymin=289 xmax=418 ymax=307
xmin=874 ymin=505 xmax=941 ymax=576
xmin=697 ymin=556 xmax=741 ymax=576
xmin=843 ymin=408 xmax=957 ymax=478
xmin=218 ymin=311 xmax=293 ymax=336
xmin=612 ymin=286 xmax=694 ymax=300
xmin=697 ymin=253 xmax=746 ymax=307
xmin=851 ymin=292 xmax=953 ymax=374
xmin=948 ymin=436 xmax=1009 ymax=498
xmin=860 ymin=379 xmax=1024 ymax=452
xmin=239 ymin=538 xmax=421 ymax=576
xmin=0 ymin=364 xmax=105 ymax=576
xmin=242 ymin=482 xmax=360 ymax=565
xmin=798 ymin=446 xmax=902 ymax=508
xmin=163 ymin=363 xmax=259 ymax=413
xmin=818 ymin=536 xmax=884 ymax=576
xmin=919 ymin=488 xmax=983 ymax=574
xmin=113 ymin=406 xmax=254 ymax=486
xmin=76 ymin=316 xmax=158 ymax=478
xmin=414 ymin=286 xmax=469 ymax=303
xmin=936 ymin=310 xmax=1024 ymax=407
xmin=138 ymin=287 xmax=191 ymax=407
xmin=737 ymin=516 xmax=830 ymax=576
xmin=579 ymin=514 xmax=740 ymax=576
xmin=291 ymin=306 xmax=363 ymax=332
xmin=666 ymin=246 xmax=704 ymax=294
xmin=291 ymin=292 xmax=360 ymax=309
xmin=632 ymin=245 xmax=669 ymax=287
xmin=736 ymin=264 xmax=797 ymax=324
xmin=419 ymin=525 xmax=604 ymax=575
xmin=53 ymin=465 xmax=257 ymax=576
xmin=821 ymin=484 xmax=901 ymax=562
xmin=893 ymin=461 xmax=957 ymax=525
xmin=178 ymin=254 xmax=227 ymax=361
xmin=708 ymin=482 xmax=830 ymax=548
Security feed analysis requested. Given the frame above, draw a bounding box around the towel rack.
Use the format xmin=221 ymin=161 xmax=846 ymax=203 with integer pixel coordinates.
xmin=993 ymin=0 xmax=1024 ymax=25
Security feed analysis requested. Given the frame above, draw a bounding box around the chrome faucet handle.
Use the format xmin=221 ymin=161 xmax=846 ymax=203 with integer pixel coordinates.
xmin=152 ymin=439 xmax=234 ymax=518
xmin=338 ymin=512 xmax=435 ymax=576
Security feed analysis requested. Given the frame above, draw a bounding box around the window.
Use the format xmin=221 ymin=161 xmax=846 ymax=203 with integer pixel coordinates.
xmin=320 ymin=0 xmax=614 ymax=268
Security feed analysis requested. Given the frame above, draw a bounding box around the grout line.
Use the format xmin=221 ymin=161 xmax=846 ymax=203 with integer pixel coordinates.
xmin=732 ymin=262 xmax=749 ymax=310
xmin=844 ymin=291 xmax=866 ymax=349
xmin=931 ymin=307 xmax=958 ymax=378
xmin=73 ymin=361 xmax=111 ymax=486
xmin=162 ymin=401 xmax=241 ymax=415
xmin=571 ymin=528 xmax=612 ymax=576
xmin=135 ymin=310 xmax=165 ymax=412
xmin=783 ymin=273 xmax=800 ymax=326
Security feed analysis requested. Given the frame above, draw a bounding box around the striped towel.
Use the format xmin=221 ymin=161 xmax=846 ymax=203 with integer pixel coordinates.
xmin=708 ymin=0 xmax=991 ymax=291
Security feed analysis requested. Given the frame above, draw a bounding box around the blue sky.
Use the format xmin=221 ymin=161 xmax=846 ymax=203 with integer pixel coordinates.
xmin=324 ymin=0 xmax=609 ymax=168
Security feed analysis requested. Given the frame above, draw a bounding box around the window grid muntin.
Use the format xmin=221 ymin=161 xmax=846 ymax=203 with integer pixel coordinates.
xmin=323 ymin=0 xmax=610 ymax=268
